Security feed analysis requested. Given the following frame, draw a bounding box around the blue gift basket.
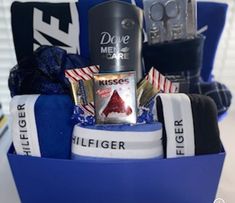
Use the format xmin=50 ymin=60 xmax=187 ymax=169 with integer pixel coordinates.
xmin=8 ymin=146 xmax=225 ymax=203
xmin=7 ymin=1 xmax=227 ymax=203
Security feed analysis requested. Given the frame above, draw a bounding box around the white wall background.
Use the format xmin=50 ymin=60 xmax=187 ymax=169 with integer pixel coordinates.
xmin=211 ymin=0 xmax=235 ymax=111
xmin=0 ymin=0 xmax=234 ymax=113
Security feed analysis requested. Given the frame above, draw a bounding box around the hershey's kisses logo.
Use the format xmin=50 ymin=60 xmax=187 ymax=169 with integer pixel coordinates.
xmin=100 ymin=32 xmax=130 ymax=60
xmin=99 ymin=78 xmax=129 ymax=86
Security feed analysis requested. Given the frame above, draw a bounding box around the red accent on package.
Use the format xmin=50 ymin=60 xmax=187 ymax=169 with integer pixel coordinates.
xmin=65 ymin=66 xmax=100 ymax=82
xmin=65 ymin=65 xmax=100 ymax=115
xmin=137 ymin=67 xmax=178 ymax=107
xmin=147 ymin=67 xmax=178 ymax=93
xmin=102 ymin=90 xmax=133 ymax=117
xmin=94 ymin=72 xmax=137 ymax=124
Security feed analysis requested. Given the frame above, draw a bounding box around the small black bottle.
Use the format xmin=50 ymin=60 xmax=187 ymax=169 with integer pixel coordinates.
xmin=89 ymin=0 xmax=143 ymax=81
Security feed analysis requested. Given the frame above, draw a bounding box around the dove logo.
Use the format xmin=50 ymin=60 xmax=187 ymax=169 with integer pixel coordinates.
xmin=100 ymin=32 xmax=130 ymax=60
xmin=100 ymin=32 xmax=130 ymax=45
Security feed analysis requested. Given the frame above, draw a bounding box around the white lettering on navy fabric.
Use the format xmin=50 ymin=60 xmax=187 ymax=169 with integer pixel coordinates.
xmin=33 ymin=3 xmax=80 ymax=54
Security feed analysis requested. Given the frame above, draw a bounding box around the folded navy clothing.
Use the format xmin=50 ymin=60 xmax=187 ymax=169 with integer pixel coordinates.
xmin=10 ymin=95 xmax=74 ymax=159
xmin=8 ymin=46 xmax=88 ymax=97
xmin=163 ymin=69 xmax=232 ymax=116
xmin=191 ymin=81 xmax=232 ymax=116
xmin=143 ymin=35 xmax=232 ymax=116
xmin=11 ymin=1 xmax=81 ymax=62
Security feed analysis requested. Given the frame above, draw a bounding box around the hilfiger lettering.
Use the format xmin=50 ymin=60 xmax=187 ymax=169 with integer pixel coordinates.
xmin=11 ymin=95 xmax=41 ymax=157
xmin=17 ymin=103 xmax=31 ymax=155
xmin=72 ymin=135 xmax=126 ymax=150
xmin=174 ymin=119 xmax=184 ymax=156
xmin=157 ymin=94 xmax=195 ymax=158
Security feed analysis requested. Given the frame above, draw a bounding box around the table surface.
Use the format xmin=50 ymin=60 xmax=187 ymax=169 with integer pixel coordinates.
xmin=0 ymin=112 xmax=235 ymax=203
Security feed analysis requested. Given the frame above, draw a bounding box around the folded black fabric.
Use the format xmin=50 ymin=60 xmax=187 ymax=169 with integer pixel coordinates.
xmin=156 ymin=94 xmax=222 ymax=158
xmin=188 ymin=94 xmax=221 ymax=155
xmin=143 ymin=36 xmax=205 ymax=75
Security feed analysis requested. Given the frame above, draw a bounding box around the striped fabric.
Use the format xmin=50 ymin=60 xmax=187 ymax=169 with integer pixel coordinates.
xmin=164 ymin=70 xmax=232 ymax=116
xmin=0 ymin=103 xmax=8 ymax=138
xmin=65 ymin=66 xmax=100 ymax=115
xmin=65 ymin=65 xmax=99 ymax=82
xmin=147 ymin=67 xmax=178 ymax=93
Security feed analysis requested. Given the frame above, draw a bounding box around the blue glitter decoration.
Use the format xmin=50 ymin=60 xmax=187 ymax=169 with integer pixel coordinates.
xmin=9 ymin=46 xmax=88 ymax=97
xmin=72 ymin=105 xmax=95 ymax=126
xmin=137 ymin=99 xmax=155 ymax=124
